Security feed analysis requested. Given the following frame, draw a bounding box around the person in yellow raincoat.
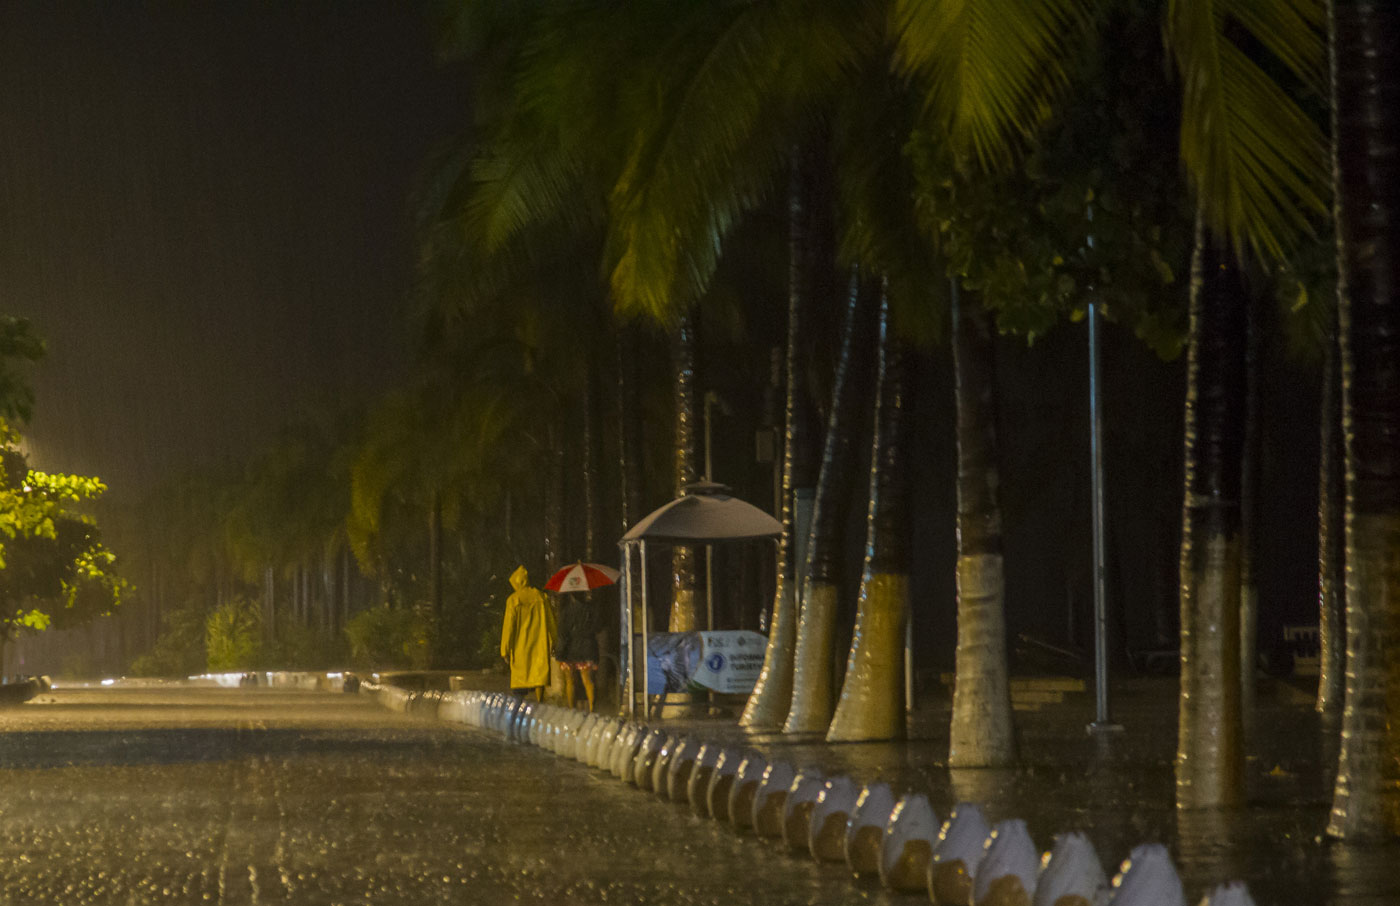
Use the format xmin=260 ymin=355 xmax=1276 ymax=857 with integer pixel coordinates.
xmin=500 ymin=565 xmax=556 ymax=700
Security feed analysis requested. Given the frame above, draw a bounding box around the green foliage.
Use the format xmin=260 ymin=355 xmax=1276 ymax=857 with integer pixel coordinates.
xmin=0 ymin=447 xmax=126 ymax=640
xmin=344 ymin=604 xmax=432 ymax=670
xmin=0 ymin=316 xmax=45 ymax=426
xmin=129 ymin=604 xmax=207 ymax=677
xmin=906 ymin=6 xmax=1193 ymax=357
xmin=204 ymin=597 xmax=263 ymax=671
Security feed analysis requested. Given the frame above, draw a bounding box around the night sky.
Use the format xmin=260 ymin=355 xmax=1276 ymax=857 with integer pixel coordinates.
xmin=1 ymin=2 xmax=467 ymax=495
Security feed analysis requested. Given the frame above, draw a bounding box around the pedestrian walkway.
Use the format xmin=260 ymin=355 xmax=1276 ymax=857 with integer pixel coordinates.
xmin=385 ymin=674 xmax=1400 ymax=906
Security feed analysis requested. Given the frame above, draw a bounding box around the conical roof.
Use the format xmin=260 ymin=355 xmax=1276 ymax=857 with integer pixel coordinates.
xmin=619 ymin=482 xmax=781 ymax=543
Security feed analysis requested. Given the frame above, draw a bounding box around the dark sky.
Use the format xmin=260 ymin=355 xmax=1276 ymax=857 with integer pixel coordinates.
xmin=0 ymin=2 xmax=467 ymax=496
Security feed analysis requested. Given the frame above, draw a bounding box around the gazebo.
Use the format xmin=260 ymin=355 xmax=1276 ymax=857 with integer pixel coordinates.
xmin=617 ymin=481 xmax=781 ymax=718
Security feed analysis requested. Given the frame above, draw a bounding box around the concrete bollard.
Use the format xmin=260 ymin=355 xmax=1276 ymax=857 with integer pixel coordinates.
xmin=928 ymin=802 xmax=991 ymax=905
xmin=617 ymin=724 xmax=648 ymax=783
xmin=1198 ymin=881 xmax=1256 ymax=906
xmin=781 ymin=769 xmax=826 ymax=854
xmin=632 ymin=730 xmax=669 ymax=792
xmin=845 ymin=781 xmax=896 ymax=876
xmin=974 ymin=819 xmax=1040 ymax=906
xmin=575 ymin=714 xmax=603 ymax=763
xmin=705 ymin=747 xmax=741 ymax=822
xmin=687 ymin=743 xmax=723 ymax=816
xmin=752 ymin=760 xmax=796 ymax=838
xmin=610 ymin=723 xmax=643 ymax=779
xmin=589 ymin=718 xmax=621 ymax=769
xmin=728 ymin=751 xmax=769 ymax=831
xmin=666 ymin=737 xmax=701 ymax=802
xmin=1032 ymin=832 xmax=1108 ymax=906
xmin=808 ymin=775 xmax=859 ymax=862
xmin=652 ymin=735 xmax=685 ymax=796
xmin=1107 ymin=844 xmax=1185 ymax=906
xmin=560 ymin=711 xmax=588 ymax=759
xmin=880 ymin=792 xmax=940 ymax=893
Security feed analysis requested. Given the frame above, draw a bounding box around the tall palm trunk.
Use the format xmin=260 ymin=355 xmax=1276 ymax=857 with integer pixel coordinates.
xmin=948 ymin=284 xmax=1016 ymax=767
xmin=1239 ymin=295 xmax=1262 ymax=751
xmin=785 ymin=270 xmax=879 ymax=734
xmin=429 ymin=490 xmax=444 ymax=666
xmin=544 ymin=423 xmax=566 ymax=576
xmin=1176 ymin=219 xmax=1247 ymax=810
xmin=1326 ymin=0 xmax=1400 ymax=841
xmin=1316 ymin=323 xmax=1345 ymax=717
xmin=742 ymin=156 xmax=827 ymax=729
xmin=670 ymin=315 xmax=701 ymax=633
xmin=828 ymin=288 xmax=910 ymax=742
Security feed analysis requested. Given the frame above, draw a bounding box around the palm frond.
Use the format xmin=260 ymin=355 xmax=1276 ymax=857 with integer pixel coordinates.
xmin=1169 ymin=0 xmax=1328 ymax=262
xmin=607 ymin=0 xmax=878 ymax=322
xmin=893 ymin=0 xmax=1094 ymax=170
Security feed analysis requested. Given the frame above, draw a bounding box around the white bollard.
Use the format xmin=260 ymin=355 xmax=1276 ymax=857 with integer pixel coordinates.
xmin=705 ymin=747 xmax=741 ymax=822
xmin=845 ymin=781 xmax=896 ymax=876
xmin=928 ymin=802 xmax=991 ymax=905
xmin=781 ymin=769 xmax=827 ymax=854
xmin=752 ymin=760 xmax=796 ymax=838
xmin=881 ymin=792 xmax=940 ymax=893
xmin=808 ymin=775 xmax=860 ymax=862
xmin=975 ymin=819 xmax=1040 ymax=906
xmin=687 ymin=743 xmax=723 ymax=816
xmin=1108 ymin=844 xmax=1186 ymax=906
xmin=1033 ymin=832 xmax=1108 ymax=906
xmin=728 ymin=751 xmax=769 ymax=831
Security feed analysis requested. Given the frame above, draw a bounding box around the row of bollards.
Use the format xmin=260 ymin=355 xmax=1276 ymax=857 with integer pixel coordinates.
xmin=427 ymin=690 xmax=1257 ymax=906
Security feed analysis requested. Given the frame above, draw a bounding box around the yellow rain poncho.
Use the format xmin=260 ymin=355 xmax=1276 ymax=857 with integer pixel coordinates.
xmin=500 ymin=565 xmax=556 ymax=689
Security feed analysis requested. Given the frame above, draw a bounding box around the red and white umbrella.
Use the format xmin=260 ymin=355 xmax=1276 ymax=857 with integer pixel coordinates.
xmin=544 ymin=561 xmax=620 ymax=593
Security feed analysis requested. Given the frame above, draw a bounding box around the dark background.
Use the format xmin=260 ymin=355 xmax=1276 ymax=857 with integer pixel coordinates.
xmin=1 ymin=1 xmax=466 ymax=493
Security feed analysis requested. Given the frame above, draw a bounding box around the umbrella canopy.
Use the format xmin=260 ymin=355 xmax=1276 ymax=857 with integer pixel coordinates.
xmin=544 ymin=561 xmax=621 ymax=593
xmin=619 ymin=482 xmax=781 ymax=544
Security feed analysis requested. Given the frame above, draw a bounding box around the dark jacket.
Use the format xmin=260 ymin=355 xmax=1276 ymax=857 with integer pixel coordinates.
xmin=553 ymin=597 xmax=599 ymax=663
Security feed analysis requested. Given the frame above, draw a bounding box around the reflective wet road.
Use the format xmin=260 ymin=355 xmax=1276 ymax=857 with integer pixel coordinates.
xmin=1 ymin=686 xmax=882 ymax=905
xmin=2 ymin=683 xmax=1398 ymax=905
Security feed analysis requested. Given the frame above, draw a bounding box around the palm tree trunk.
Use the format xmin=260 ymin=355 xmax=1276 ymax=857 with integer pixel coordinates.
xmin=669 ymin=315 xmax=701 ymax=633
xmin=1239 ymin=294 xmax=1262 ymax=752
xmin=1316 ymin=323 xmax=1345 ymax=717
xmin=1326 ymin=0 xmax=1400 ymax=841
xmin=785 ymin=270 xmax=879 ymax=733
xmin=948 ymin=284 xmax=1016 ymax=767
xmin=828 ymin=288 xmax=910 ymax=742
xmin=429 ymin=490 xmax=444 ymax=665
xmin=1175 ymin=219 xmax=1247 ymax=810
xmin=544 ymin=423 xmax=565 ymax=577
xmin=742 ymin=154 xmax=827 ymax=730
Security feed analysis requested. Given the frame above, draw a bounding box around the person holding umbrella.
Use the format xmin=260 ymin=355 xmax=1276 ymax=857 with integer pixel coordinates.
xmin=545 ymin=562 xmax=618 ymax=712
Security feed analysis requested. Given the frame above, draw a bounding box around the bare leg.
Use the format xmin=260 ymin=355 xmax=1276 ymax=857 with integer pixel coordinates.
xmin=580 ymin=665 xmax=596 ymax=712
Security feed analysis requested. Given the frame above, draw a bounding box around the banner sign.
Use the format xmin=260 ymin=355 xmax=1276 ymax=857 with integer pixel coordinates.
xmin=645 ymin=630 xmax=767 ymax=694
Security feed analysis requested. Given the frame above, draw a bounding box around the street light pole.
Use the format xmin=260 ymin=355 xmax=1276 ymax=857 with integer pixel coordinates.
xmin=1088 ymin=302 xmax=1120 ymax=733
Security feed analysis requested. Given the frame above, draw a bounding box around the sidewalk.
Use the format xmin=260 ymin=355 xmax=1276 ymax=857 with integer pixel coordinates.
xmin=386 ymin=674 xmax=1397 ymax=905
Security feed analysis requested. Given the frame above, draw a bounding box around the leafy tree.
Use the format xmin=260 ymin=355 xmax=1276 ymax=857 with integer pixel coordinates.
xmin=204 ymin=597 xmax=261 ymax=671
xmin=0 ymin=317 xmax=124 ymax=648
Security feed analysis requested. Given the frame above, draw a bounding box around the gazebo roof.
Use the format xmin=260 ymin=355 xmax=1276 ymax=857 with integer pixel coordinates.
xmin=619 ymin=482 xmax=781 ymax=544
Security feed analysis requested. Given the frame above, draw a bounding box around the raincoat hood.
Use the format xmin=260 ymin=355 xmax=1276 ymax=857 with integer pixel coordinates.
xmin=510 ymin=565 xmax=529 ymax=591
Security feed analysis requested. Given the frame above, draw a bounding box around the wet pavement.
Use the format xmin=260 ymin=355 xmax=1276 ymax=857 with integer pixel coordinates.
xmin=1 ymin=685 xmax=888 ymax=904
xmin=1 ymin=680 xmax=1397 ymax=905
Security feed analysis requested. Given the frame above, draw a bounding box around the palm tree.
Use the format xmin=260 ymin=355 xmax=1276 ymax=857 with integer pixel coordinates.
xmin=784 ymin=270 xmax=880 ymax=733
xmin=946 ymin=285 xmax=1017 ymax=767
xmin=1325 ymin=0 xmax=1400 ymax=841
xmin=1175 ymin=219 xmax=1249 ymax=809
xmin=741 ymin=158 xmax=829 ymax=729
xmin=828 ymin=287 xmax=912 ymax=742
xmin=1315 ymin=323 xmax=1344 ymax=717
